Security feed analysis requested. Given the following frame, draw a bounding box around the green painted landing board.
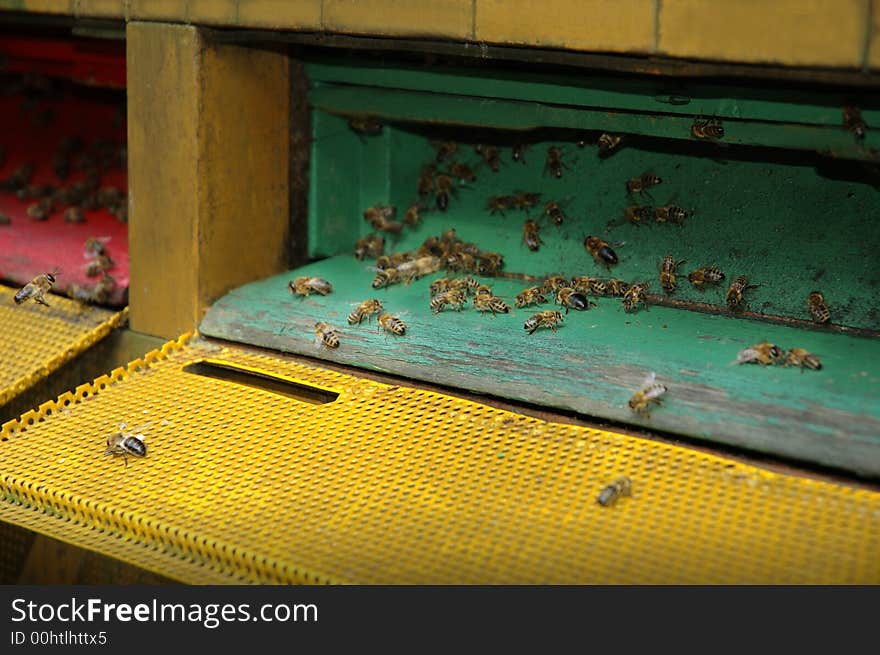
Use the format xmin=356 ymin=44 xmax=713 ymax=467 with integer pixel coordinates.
xmin=200 ymin=256 xmax=880 ymax=479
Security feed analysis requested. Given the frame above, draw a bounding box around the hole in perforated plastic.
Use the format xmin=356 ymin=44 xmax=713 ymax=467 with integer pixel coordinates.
xmin=182 ymin=360 xmax=339 ymax=405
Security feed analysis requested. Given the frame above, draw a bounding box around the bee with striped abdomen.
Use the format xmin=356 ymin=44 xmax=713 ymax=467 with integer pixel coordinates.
xmin=524 ymin=310 xmax=564 ymax=334
xmin=687 ymin=266 xmax=725 ymax=291
xmin=348 ymin=299 xmax=384 ymax=325
xmin=807 ymin=291 xmax=831 ymax=324
xmin=314 ymin=322 xmax=341 ymax=349
xmin=597 ymin=476 xmax=632 ymax=507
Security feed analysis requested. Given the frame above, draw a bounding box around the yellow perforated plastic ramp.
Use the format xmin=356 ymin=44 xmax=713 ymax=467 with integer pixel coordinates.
xmin=0 ymin=284 xmax=128 ymax=407
xmin=1 ymin=333 xmax=878 ymax=584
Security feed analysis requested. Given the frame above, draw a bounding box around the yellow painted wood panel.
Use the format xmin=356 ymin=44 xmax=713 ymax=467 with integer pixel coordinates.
xmin=74 ymin=0 xmax=124 ymax=18
xmin=237 ymin=0 xmax=321 ymax=29
xmin=475 ymin=0 xmax=655 ymax=53
xmin=128 ymin=0 xmax=186 ymax=21
xmin=19 ymin=0 xmax=74 ymax=14
xmin=187 ymin=0 xmax=237 ymax=24
xmin=323 ymin=0 xmax=473 ymax=39
xmin=658 ymin=0 xmax=867 ymax=68
xmin=127 ymin=22 xmax=289 ymax=340
xmin=197 ymin=41 xmax=290 ymax=315
xmin=867 ymin=0 xmax=880 ymax=69
xmin=127 ymin=22 xmax=201 ymax=339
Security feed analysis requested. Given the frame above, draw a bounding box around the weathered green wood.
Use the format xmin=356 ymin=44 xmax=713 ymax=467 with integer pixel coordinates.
xmin=309 ymin=117 xmax=880 ymax=331
xmin=306 ymin=59 xmax=880 ymax=129
xmin=200 ymin=256 xmax=880 ymax=478
xmin=310 ymin=84 xmax=880 ymax=161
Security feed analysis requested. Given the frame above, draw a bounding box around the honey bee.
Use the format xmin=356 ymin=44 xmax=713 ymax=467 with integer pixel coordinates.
xmin=473 ymin=293 xmax=512 ymax=316
xmin=487 ymin=194 xmax=512 ymax=216
xmin=522 ymin=219 xmax=542 ymax=251
xmin=597 ymin=476 xmax=632 ymax=507
xmin=687 ymin=266 xmax=725 ymax=290
xmin=626 ymin=171 xmax=662 ymax=195
xmin=94 ymin=273 xmax=117 ymax=299
xmin=544 ymin=200 xmax=569 ymax=226
xmin=474 ymin=283 xmax=493 ymax=297
xmin=403 ymin=202 xmax=425 ymax=228
xmin=417 ymin=164 xmax=436 ymax=196
xmin=570 ymin=276 xmax=606 ymax=296
xmin=512 ymin=143 xmax=528 ymax=164
xmin=605 ymin=279 xmax=631 ymax=297
xmin=354 ymin=234 xmax=385 ymax=260
xmin=445 ymin=276 xmax=480 ymax=295
xmin=1 ymin=161 xmax=35 ymax=191
xmin=432 ymin=140 xmax=458 ymax=162
xmin=628 ymin=371 xmax=667 ymax=417
xmin=314 ymin=321 xmax=341 ymax=349
xmin=624 ymin=205 xmax=653 ymax=225
xmin=84 ymin=236 xmax=109 ymax=257
xmin=654 ymin=205 xmax=688 ymax=224
xmin=398 ymin=255 xmax=442 ymax=283
xmin=97 ymin=186 xmax=124 ymax=210
xmin=85 ymin=255 xmax=114 ymax=277
xmin=524 ymin=310 xmax=564 ymax=334
xmin=447 ymin=162 xmax=476 ymax=183
xmin=105 ymin=424 xmax=147 ymax=466
xmin=783 ymin=348 xmax=822 ymax=372
xmin=348 ymin=116 xmax=383 ymax=136
xmin=842 ymin=106 xmax=867 ymax=142
xmin=476 ymin=252 xmax=504 ymax=275
xmin=541 ymin=275 xmax=570 ymax=295
xmin=622 ymin=282 xmax=650 ymax=313
xmin=659 ymin=255 xmax=687 ymax=295
xmin=807 ymin=291 xmax=831 ymax=324
xmin=375 ymin=252 xmax=413 ymax=270
xmin=364 ymin=205 xmax=403 ymax=233
xmin=556 ymin=287 xmax=596 ymax=313
xmin=430 ymin=289 xmax=468 ymax=314
xmin=289 ymin=276 xmax=333 ymax=297
xmin=26 ymin=198 xmax=53 ymax=220
xmin=736 ymin=342 xmax=783 ymax=366
xmin=597 ymin=133 xmax=623 ymax=158
xmin=691 ymin=116 xmax=724 ymax=141
xmin=434 ymin=174 xmax=456 ymax=211
xmin=515 ymin=286 xmax=548 ymax=308
xmin=583 ymin=236 xmax=619 ymax=269
xmin=544 ymin=146 xmax=567 ymax=178
xmin=14 ymin=271 xmax=58 ymax=306
xmin=475 ymin=144 xmax=502 ymax=172
xmin=372 ymin=267 xmax=401 ymax=289
xmin=63 ymin=206 xmax=85 ymax=223
xmin=725 ymin=275 xmax=757 ymax=310
xmin=0 ymin=212 xmax=10 ymax=225
xmin=377 ymin=312 xmax=407 ymax=336
xmin=348 ymin=299 xmax=384 ymax=325
xmin=511 ymin=191 xmax=542 ymax=210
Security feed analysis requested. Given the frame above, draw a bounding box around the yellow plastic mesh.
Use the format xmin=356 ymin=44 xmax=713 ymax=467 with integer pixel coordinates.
xmin=0 ymin=284 xmax=129 ymax=407
xmin=1 ymin=333 xmax=878 ymax=584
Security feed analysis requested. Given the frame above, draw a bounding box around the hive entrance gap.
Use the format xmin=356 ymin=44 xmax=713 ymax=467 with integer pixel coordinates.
xmin=182 ymin=360 xmax=339 ymax=405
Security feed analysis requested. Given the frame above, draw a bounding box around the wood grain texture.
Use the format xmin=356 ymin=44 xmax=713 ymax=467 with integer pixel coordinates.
xmin=127 ymin=22 xmax=289 ymax=339
xmin=201 ymin=257 xmax=880 ymax=478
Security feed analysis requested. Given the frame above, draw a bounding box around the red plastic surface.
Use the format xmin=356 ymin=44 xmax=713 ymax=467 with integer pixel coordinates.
xmin=0 ymin=80 xmax=128 ymax=307
xmin=0 ymin=37 xmax=126 ymax=89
